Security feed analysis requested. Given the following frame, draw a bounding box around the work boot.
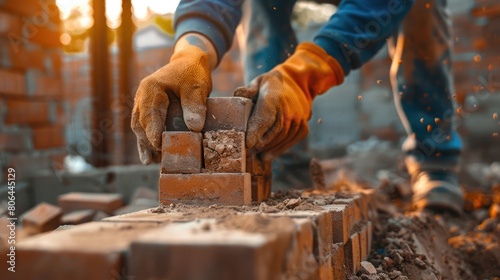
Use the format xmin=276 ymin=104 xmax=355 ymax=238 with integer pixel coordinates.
xmin=411 ymin=170 xmax=464 ymax=214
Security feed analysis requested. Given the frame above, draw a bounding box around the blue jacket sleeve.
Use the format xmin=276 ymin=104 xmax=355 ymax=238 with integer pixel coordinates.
xmin=314 ymin=0 xmax=414 ymax=75
xmin=174 ymin=0 xmax=243 ymax=62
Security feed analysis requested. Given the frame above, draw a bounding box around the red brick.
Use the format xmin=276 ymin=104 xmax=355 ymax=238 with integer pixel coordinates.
xmin=281 ymin=218 xmax=318 ymax=279
xmin=5 ymin=99 xmax=51 ymax=125
xmin=32 ymin=125 xmax=65 ymax=149
xmin=333 ymin=198 xmax=356 ymax=234
xmin=22 ymin=202 xmax=62 ymax=234
xmin=323 ymin=204 xmax=350 ymax=243
xmin=129 ymin=217 xmax=294 ymax=280
xmin=161 ymin=131 xmax=202 ymax=174
xmin=0 ymin=222 xmax=161 ymax=280
xmin=204 ymin=97 xmax=252 ymax=131
xmin=159 ymin=173 xmax=252 ymax=206
xmin=332 ymin=243 xmax=346 ymax=280
xmin=0 ymin=69 xmax=25 ymax=95
xmin=247 ymin=153 xmax=272 ymax=202
xmin=359 ymin=222 xmax=372 ymax=261
xmin=345 ymin=230 xmax=361 ymax=276
xmin=58 ymin=192 xmax=124 ymax=214
xmin=165 ymin=97 xmax=253 ymax=132
xmin=203 ymin=130 xmax=246 ymax=173
xmin=61 ymin=210 xmax=95 ymax=225
xmin=271 ymin=209 xmax=334 ymax=275
xmin=26 ymin=70 xmax=62 ymax=97
xmin=0 ymin=130 xmax=30 ymax=152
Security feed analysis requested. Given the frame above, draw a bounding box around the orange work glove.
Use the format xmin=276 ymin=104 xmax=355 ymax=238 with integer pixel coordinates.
xmin=234 ymin=42 xmax=344 ymax=161
xmin=131 ymin=33 xmax=217 ymax=164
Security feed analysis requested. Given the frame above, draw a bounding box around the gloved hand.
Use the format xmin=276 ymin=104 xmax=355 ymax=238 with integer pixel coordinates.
xmin=131 ymin=33 xmax=217 ymax=164
xmin=234 ymin=42 xmax=344 ymax=161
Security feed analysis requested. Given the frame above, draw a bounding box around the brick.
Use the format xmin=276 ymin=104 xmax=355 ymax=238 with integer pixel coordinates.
xmin=5 ymin=99 xmax=52 ymax=125
xmin=331 ymin=243 xmax=346 ymax=280
xmin=204 ymin=97 xmax=252 ymax=131
xmin=345 ymin=231 xmax=361 ymax=276
xmin=359 ymin=223 xmax=369 ymax=261
xmin=270 ymin=210 xmax=333 ymax=273
xmin=103 ymin=209 xmax=184 ymax=224
xmin=165 ymin=97 xmax=252 ymax=132
xmin=61 ymin=210 xmax=95 ymax=225
xmin=281 ymin=218 xmax=318 ymax=279
xmin=22 ymin=202 xmax=62 ymax=234
xmin=129 ymin=217 xmax=294 ymax=280
xmin=0 ymin=69 xmax=25 ymax=95
xmin=333 ymin=198 xmax=356 ymax=234
xmin=247 ymin=153 xmax=272 ymax=202
xmin=26 ymin=70 xmax=62 ymax=97
xmin=159 ymin=173 xmax=251 ymax=206
xmin=161 ymin=131 xmax=202 ymax=174
xmin=0 ymin=221 xmax=161 ymax=280
xmin=203 ymin=130 xmax=246 ymax=173
xmin=165 ymin=99 xmax=188 ymax=131
xmin=367 ymin=221 xmax=373 ymax=257
xmin=58 ymin=192 xmax=124 ymax=214
xmin=32 ymin=125 xmax=65 ymax=149
xmin=0 ymin=130 xmax=31 ymax=152
xmin=323 ymin=204 xmax=350 ymax=244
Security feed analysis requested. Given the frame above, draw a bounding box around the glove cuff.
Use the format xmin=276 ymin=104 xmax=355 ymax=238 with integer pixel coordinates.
xmin=296 ymin=42 xmax=345 ymax=88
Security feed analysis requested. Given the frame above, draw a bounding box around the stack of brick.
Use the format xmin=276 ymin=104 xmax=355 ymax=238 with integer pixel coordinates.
xmin=0 ymin=0 xmax=65 ymax=211
xmin=0 ymin=189 xmax=377 ymax=279
xmin=159 ymin=96 xmax=271 ymax=206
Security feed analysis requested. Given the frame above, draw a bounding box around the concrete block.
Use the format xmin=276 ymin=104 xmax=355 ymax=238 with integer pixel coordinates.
xmin=22 ymin=202 xmax=62 ymax=234
xmin=0 ymin=222 xmax=162 ymax=280
xmin=203 ymin=130 xmax=246 ymax=173
xmin=161 ymin=131 xmax=202 ymax=174
xmin=204 ymin=97 xmax=252 ymax=131
xmin=129 ymin=218 xmax=293 ymax=280
xmin=58 ymin=192 xmax=124 ymax=215
xmin=165 ymin=97 xmax=252 ymax=132
xmin=61 ymin=210 xmax=95 ymax=225
xmin=159 ymin=173 xmax=252 ymax=206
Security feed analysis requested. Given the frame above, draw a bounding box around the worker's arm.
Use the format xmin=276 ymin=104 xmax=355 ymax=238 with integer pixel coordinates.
xmin=131 ymin=0 xmax=244 ymax=165
xmin=236 ymin=0 xmax=415 ymax=160
xmin=314 ymin=0 xmax=415 ymax=75
xmin=174 ymin=0 xmax=244 ymax=64
xmin=131 ymin=33 xmax=217 ymax=164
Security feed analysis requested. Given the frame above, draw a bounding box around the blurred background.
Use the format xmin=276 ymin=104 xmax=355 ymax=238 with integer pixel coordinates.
xmin=0 ymin=0 xmax=498 ymax=215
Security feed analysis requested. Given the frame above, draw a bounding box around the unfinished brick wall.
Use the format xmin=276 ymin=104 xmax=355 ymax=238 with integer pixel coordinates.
xmin=159 ymin=96 xmax=272 ymax=206
xmin=0 ymin=1 xmax=65 ymax=189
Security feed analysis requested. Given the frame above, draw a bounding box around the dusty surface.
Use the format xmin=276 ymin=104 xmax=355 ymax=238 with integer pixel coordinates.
xmin=203 ymin=129 xmax=246 ymax=173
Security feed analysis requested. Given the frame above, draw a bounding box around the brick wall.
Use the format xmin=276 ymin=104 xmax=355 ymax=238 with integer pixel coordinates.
xmin=0 ymin=0 xmax=65 ymax=187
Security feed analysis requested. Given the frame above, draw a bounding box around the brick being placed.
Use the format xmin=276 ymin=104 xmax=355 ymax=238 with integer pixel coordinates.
xmin=165 ymin=97 xmax=253 ymax=132
xmin=22 ymin=202 xmax=62 ymax=235
xmin=161 ymin=131 xmax=202 ymax=174
xmin=159 ymin=173 xmax=252 ymax=206
xmin=58 ymin=192 xmax=124 ymax=215
xmin=203 ymin=129 xmax=246 ymax=173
